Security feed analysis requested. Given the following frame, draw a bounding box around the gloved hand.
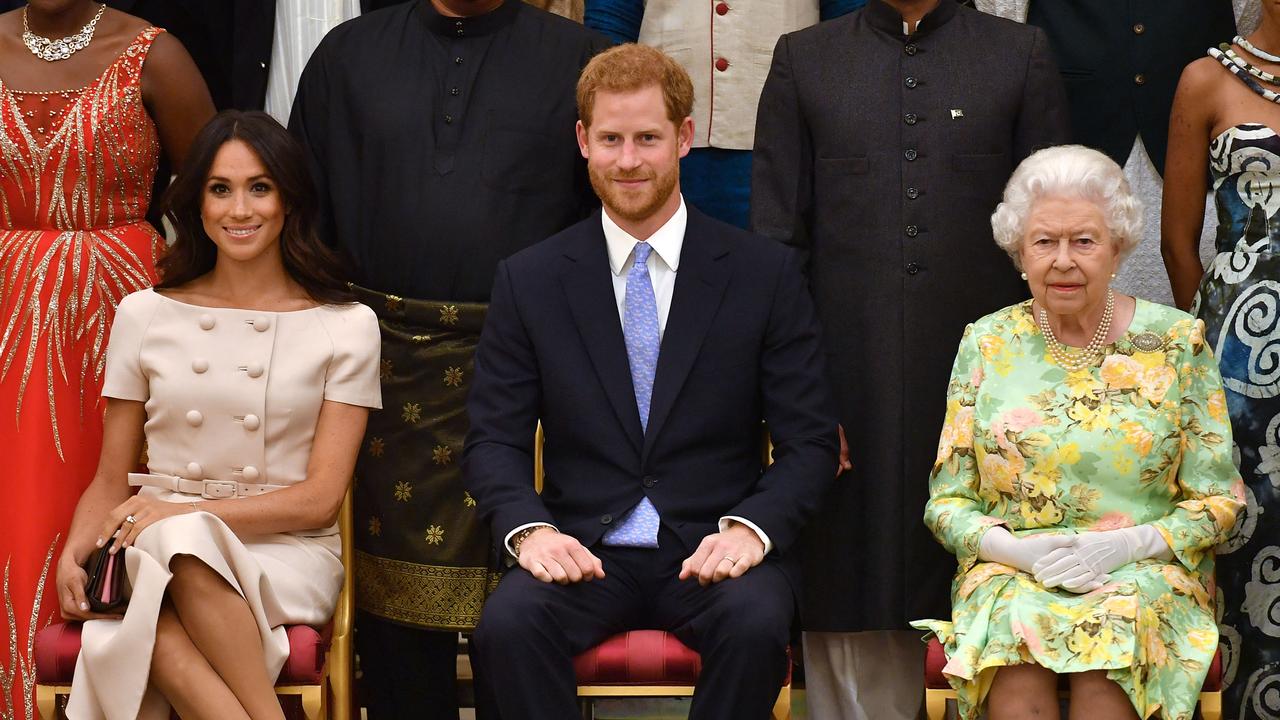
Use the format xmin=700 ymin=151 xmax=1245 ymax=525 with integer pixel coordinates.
xmin=978 ymin=526 xmax=1075 ymax=575
xmin=1033 ymin=525 xmax=1173 ymax=593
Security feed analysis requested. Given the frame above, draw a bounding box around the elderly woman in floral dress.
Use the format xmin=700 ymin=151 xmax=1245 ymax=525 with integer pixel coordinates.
xmin=913 ymin=145 xmax=1245 ymax=720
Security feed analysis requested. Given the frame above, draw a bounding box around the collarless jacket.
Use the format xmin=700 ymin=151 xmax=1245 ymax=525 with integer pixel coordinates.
xmin=751 ymin=0 xmax=1069 ymax=630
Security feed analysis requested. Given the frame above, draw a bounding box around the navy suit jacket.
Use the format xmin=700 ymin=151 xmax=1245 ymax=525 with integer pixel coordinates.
xmin=463 ymin=205 xmax=839 ymax=586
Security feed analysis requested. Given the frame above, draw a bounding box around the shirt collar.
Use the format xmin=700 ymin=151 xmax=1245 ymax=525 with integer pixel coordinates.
xmin=416 ymin=0 xmax=519 ymax=38
xmin=864 ymin=0 xmax=956 ymax=40
xmin=604 ymin=197 xmax=687 ymax=276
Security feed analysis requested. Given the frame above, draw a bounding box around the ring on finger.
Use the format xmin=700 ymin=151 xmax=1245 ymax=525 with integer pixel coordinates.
xmin=124 ymin=515 xmax=138 ymax=525
xmin=722 ymin=556 xmax=737 ymax=564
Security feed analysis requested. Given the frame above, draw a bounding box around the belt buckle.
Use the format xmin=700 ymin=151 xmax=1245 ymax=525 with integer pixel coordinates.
xmin=201 ymin=480 xmax=238 ymax=499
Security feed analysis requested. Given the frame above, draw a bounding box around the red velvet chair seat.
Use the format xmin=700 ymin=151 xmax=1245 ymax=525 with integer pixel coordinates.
xmin=924 ymin=636 xmax=1222 ymax=691
xmin=34 ymin=621 xmax=333 ymax=686
xmin=574 ymin=630 xmax=703 ymax=686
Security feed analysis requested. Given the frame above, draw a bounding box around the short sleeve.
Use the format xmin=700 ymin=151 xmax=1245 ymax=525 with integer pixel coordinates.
xmin=101 ymin=290 xmax=158 ymax=402
xmin=320 ymin=303 xmax=383 ymax=409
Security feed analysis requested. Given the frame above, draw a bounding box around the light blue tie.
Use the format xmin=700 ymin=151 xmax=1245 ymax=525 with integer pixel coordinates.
xmin=603 ymin=242 xmax=661 ymax=548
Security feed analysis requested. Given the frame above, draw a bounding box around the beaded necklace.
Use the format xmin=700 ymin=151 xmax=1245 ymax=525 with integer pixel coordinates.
xmin=1036 ymin=290 xmax=1115 ymax=372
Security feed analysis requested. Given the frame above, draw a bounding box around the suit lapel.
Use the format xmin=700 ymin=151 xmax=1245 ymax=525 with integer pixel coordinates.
xmin=560 ymin=218 xmax=645 ymax=452
xmin=642 ymin=211 xmax=731 ymax=461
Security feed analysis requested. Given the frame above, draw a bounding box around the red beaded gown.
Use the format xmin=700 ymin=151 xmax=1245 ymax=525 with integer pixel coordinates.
xmin=0 ymin=27 xmax=164 ymax=720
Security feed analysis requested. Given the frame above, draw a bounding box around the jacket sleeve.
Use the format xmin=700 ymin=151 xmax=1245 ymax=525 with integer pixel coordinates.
xmin=462 ymin=260 xmax=556 ymax=554
xmin=583 ymin=0 xmax=643 ymax=44
xmin=750 ymin=33 xmax=815 ymax=268
xmin=722 ymin=249 xmax=839 ymax=555
xmin=923 ymin=325 xmax=1005 ymax=573
xmin=1012 ymin=26 xmax=1071 ymax=163
xmin=1149 ymin=319 xmax=1245 ymax=573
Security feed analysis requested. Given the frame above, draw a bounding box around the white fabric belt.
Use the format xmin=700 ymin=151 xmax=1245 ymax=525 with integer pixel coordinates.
xmin=128 ymin=472 xmax=287 ymax=499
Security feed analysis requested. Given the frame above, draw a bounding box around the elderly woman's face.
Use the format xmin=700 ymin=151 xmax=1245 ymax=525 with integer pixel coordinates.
xmin=1018 ymin=195 xmax=1121 ymax=319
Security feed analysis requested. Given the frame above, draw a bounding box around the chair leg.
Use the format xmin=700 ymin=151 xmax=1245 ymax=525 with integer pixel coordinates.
xmin=35 ymin=686 xmax=57 ymax=720
xmin=925 ymin=689 xmax=948 ymax=720
xmin=1200 ymin=691 xmax=1222 ymax=720
xmin=771 ymin=684 xmax=791 ymax=720
xmin=300 ymin=686 xmax=323 ymax=720
xmin=579 ymin=698 xmax=594 ymax=720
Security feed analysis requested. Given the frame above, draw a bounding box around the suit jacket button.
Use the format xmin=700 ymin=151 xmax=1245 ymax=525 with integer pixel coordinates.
xmin=600 ymin=514 xmax=613 ymax=525
xmin=643 ymin=476 xmax=657 ymax=488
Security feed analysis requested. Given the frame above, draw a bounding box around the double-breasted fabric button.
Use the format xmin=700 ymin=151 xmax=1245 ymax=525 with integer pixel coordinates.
xmin=906 ymin=262 xmax=921 ymax=275
xmin=642 ymin=475 xmax=657 ymax=488
xmin=904 ymin=76 xmax=918 ymax=88
xmin=186 ymin=410 xmax=204 ymax=427
xmin=904 ymin=148 xmax=918 ymax=161
xmin=186 ymin=461 xmax=204 ymax=478
xmin=904 ymin=43 xmax=918 ymax=55
xmin=192 ymin=358 xmax=209 ymax=374
xmin=904 ymin=112 xmax=918 ymax=125
xmin=246 ymin=362 xmax=264 ymax=378
xmin=243 ymin=414 xmax=261 ymax=431
xmin=198 ymin=314 xmax=216 ymax=330
xmin=906 ymin=187 xmax=920 ymax=199
xmin=251 ymin=316 xmax=272 ymax=332
xmin=715 ymin=2 xmax=729 ymax=15
xmin=243 ymin=465 xmax=261 ymax=481
xmin=600 ymin=514 xmax=613 ymax=525
xmin=715 ymin=57 xmax=729 ymax=72
xmin=906 ymin=225 xmax=919 ymax=237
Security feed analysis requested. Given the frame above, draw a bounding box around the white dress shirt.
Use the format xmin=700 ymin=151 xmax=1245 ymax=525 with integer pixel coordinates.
xmin=505 ymin=197 xmax=773 ymax=557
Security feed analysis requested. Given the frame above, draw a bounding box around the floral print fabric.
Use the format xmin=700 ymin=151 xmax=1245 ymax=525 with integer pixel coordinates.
xmin=912 ymin=299 xmax=1244 ymax=719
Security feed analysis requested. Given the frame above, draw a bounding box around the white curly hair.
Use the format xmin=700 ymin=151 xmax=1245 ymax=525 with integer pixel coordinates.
xmin=990 ymin=144 xmax=1143 ymax=270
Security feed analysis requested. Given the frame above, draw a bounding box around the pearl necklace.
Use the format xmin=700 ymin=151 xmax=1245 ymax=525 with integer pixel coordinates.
xmin=22 ymin=3 xmax=106 ymax=63
xmin=1036 ymin=290 xmax=1114 ymax=372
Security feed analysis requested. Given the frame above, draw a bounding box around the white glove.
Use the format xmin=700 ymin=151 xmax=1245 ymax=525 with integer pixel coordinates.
xmin=1033 ymin=525 xmax=1173 ymax=593
xmin=977 ymin=526 xmax=1075 ymax=575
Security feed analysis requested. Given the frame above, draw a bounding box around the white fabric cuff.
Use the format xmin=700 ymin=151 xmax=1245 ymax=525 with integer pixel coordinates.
xmin=504 ymin=522 xmax=559 ymax=559
xmin=719 ymin=516 xmax=773 ymax=555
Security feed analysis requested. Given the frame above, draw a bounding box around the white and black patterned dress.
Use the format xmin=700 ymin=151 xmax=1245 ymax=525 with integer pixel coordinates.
xmin=1195 ymin=121 xmax=1280 ymax=719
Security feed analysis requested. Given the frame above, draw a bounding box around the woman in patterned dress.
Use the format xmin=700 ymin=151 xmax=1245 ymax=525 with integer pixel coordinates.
xmin=915 ymin=145 xmax=1244 ymax=720
xmin=1163 ymin=4 xmax=1280 ymax=717
xmin=0 ymin=2 xmax=212 ymax=718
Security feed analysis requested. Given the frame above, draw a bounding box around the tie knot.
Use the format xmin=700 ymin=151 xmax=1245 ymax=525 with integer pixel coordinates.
xmin=632 ymin=242 xmax=653 ymax=268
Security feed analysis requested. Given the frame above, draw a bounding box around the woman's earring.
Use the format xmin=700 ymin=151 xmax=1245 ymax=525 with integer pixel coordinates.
xmin=1020 ymin=272 xmax=1028 ymax=281
xmin=1111 ymin=273 xmax=1117 ymax=279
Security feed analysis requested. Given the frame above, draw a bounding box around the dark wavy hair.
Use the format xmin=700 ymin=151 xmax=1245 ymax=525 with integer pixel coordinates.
xmin=156 ymin=110 xmax=353 ymax=304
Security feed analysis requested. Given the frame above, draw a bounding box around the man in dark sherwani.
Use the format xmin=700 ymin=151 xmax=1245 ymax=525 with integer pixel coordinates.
xmin=289 ymin=1 xmax=608 ymax=717
xmin=751 ymin=0 xmax=1069 ymax=716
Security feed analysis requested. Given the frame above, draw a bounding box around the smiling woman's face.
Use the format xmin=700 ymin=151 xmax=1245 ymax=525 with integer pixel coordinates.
xmin=1018 ymin=195 xmax=1121 ymax=321
xmin=200 ymin=139 xmax=285 ymax=268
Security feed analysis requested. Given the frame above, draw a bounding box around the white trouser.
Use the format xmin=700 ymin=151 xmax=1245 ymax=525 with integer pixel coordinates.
xmin=803 ymin=630 xmax=925 ymax=720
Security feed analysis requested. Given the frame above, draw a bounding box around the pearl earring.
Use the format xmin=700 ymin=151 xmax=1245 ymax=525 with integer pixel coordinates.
xmin=1111 ymin=273 xmax=1116 ymax=279
xmin=1020 ymin=272 xmax=1028 ymax=281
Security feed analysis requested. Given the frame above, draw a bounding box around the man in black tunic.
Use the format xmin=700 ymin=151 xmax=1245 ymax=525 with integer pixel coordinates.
xmin=289 ymin=1 xmax=607 ymax=716
xmin=751 ymin=0 xmax=1068 ymax=717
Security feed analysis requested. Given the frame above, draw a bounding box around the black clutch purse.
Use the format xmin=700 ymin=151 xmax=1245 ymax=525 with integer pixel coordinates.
xmin=83 ymin=546 xmax=127 ymax=614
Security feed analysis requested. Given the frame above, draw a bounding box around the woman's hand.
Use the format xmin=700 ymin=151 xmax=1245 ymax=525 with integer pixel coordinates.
xmin=54 ymin=546 xmax=122 ymax=621
xmin=98 ymin=495 xmax=192 ymax=554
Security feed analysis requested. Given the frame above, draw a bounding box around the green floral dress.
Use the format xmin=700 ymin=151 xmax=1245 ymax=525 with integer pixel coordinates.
xmin=912 ymin=299 xmax=1245 ymax=720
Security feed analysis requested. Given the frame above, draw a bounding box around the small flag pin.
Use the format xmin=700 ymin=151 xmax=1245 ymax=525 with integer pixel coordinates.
xmin=950 ymin=109 xmax=965 ymax=119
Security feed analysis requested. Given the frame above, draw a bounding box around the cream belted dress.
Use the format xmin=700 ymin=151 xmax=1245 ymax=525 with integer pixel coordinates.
xmin=67 ymin=289 xmax=381 ymax=720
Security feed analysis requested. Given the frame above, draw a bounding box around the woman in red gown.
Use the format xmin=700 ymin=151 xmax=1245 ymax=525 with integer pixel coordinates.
xmin=0 ymin=2 xmax=212 ymax=717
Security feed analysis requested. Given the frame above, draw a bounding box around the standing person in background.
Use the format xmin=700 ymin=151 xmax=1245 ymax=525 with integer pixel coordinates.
xmin=0 ymin=3 xmax=212 ymax=719
xmin=751 ymin=0 xmax=1068 ymax=716
xmin=583 ymin=0 xmax=864 ymax=229
xmin=1163 ymin=2 xmax=1280 ymax=714
xmin=289 ymin=1 xmax=607 ymax=716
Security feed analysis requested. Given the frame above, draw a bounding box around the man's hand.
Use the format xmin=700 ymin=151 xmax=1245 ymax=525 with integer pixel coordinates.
xmin=679 ymin=522 xmax=766 ymax=586
xmin=836 ymin=424 xmax=852 ymax=477
xmin=518 ymin=528 xmax=605 ymax=585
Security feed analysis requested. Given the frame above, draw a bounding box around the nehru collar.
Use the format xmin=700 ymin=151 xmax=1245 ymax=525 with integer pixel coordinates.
xmin=864 ymin=0 xmax=958 ymax=40
xmin=417 ymin=0 xmax=520 ymax=38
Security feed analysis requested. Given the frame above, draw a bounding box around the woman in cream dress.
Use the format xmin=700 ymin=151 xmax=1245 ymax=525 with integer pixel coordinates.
xmin=53 ymin=110 xmax=380 ymax=720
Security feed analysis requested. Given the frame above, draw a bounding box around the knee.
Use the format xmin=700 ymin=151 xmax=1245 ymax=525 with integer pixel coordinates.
xmin=168 ymin=554 xmax=220 ymax=591
xmin=1068 ymin=669 xmax=1119 ymax=695
xmin=150 ymin=606 xmax=194 ymax=677
xmin=473 ymin=581 xmax=558 ymax=652
xmin=707 ymin=587 xmax=791 ymax=655
xmin=988 ymin=663 xmax=1058 ymax=708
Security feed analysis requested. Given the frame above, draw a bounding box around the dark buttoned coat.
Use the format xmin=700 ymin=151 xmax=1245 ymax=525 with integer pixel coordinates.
xmin=751 ymin=0 xmax=1069 ymax=630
